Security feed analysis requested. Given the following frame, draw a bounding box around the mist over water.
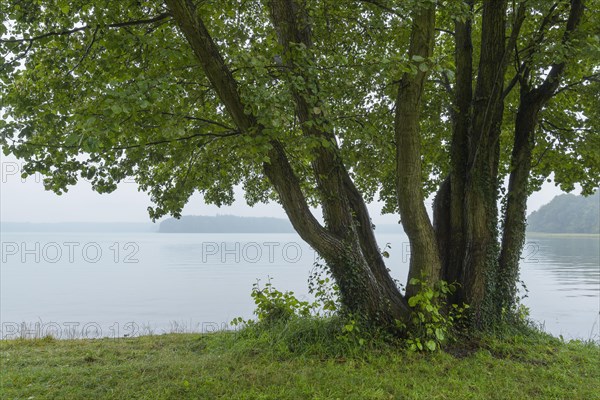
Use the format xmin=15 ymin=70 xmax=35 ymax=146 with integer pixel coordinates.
xmin=1 ymin=231 xmax=598 ymax=340
xmin=519 ymin=235 xmax=600 ymax=340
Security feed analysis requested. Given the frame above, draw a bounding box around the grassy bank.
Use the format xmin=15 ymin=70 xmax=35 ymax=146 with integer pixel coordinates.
xmin=1 ymin=325 xmax=599 ymax=399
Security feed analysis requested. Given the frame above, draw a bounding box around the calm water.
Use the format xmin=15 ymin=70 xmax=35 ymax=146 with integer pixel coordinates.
xmin=1 ymin=232 xmax=598 ymax=340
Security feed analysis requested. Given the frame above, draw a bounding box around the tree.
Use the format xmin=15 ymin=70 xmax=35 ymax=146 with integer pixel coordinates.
xmin=527 ymin=191 xmax=600 ymax=233
xmin=2 ymin=0 xmax=598 ymax=330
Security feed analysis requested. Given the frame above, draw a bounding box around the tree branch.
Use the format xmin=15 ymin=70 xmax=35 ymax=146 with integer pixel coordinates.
xmin=553 ymin=73 xmax=600 ymax=95
xmin=66 ymin=26 xmax=99 ymax=75
xmin=7 ymin=130 xmax=241 ymax=151
xmin=1 ymin=13 xmax=172 ymax=44
xmin=165 ymin=0 xmax=341 ymax=254
xmin=531 ymin=0 xmax=585 ymax=102
xmin=159 ymin=112 xmax=235 ymax=130
xmin=268 ymin=0 xmax=358 ymax=236
xmin=357 ymin=0 xmax=408 ymax=18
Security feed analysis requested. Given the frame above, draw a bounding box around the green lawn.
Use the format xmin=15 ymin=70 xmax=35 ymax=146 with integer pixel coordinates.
xmin=1 ymin=328 xmax=599 ymax=399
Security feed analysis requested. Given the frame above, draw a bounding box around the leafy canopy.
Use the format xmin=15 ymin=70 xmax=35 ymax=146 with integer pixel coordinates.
xmin=1 ymin=0 xmax=599 ymax=220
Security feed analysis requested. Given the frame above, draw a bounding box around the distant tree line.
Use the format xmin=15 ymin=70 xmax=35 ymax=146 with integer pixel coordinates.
xmin=527 ymin=191 xmax=600 ymax=234
xmin=159 ymin=215 xmax=295 ymax=233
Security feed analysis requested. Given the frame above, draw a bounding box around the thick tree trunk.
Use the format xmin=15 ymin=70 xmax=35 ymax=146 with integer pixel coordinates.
xmin=435 ymin=4 xmax=474 ymax=302
xmin=458 ymin=0 xmax=507 ymax=324
xmin=435 ymin=0 xmax=507 ymax=324
xmin=395 ymin=4 xmax=441 ymax=298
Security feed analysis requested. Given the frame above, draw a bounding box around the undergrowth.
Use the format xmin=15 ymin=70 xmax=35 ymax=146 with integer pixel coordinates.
xmin=231 ymin=259 xmax=475 ymax=357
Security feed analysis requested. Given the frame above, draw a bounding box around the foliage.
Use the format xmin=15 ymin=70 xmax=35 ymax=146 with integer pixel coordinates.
xmin=399 ymin=277 xmax=469 ymax=352
xmin=306 ymin=258 xmax=340 ymax=317
xmin=231 ymin=274 xmax=373 ymax=357
xmin=231 ymin=259 xmax=340 ymax=327
xmin=234 ymin=269 xmax=471 ymax=353
xmin=250 ymin=278 xmax=312 ymax=324
xmin=1 ymin=1 xmax=598 ymax=215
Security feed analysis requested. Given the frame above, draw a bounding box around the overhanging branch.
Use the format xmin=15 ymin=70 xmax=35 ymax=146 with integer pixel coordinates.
xmin=1 ymin=13 xmax=172 ymax=44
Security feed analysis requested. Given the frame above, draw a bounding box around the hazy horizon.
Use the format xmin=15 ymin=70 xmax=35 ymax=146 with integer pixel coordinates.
xmin=1 ymin=152 xmax=574 ymax=224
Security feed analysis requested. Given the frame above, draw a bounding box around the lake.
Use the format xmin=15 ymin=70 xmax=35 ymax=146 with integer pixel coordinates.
xmin=1 ymin=232 xmax=598 ymax=340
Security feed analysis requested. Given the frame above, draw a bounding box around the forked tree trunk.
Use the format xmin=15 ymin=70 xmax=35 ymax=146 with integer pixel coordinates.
xmin=436 ymin=0 xmax=584 ymax=326
xmin=167 ymin=0 xmax=411 ymax=326
xmin=433 ymin=0 xmax=508 ymax=326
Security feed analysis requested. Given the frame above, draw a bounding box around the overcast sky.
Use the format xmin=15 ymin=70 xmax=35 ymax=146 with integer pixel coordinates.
xmin=0 ymin=152 xmax=569 ymax=225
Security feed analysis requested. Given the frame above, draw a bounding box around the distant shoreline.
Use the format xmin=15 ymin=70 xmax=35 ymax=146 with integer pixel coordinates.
xmin=158 ymin=215 xmax=405 ymax=234
xmin=526 ymin=232 xmax=600 ymax=238
xmin=2 ymin=222 xmax=596 ymax=236
xmin=0 ymin=218 xmax=402 ymax=234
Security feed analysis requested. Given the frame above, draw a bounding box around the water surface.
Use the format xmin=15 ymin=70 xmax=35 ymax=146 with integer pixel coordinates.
xmin=1 ymin=232 xmax=598 ymax=340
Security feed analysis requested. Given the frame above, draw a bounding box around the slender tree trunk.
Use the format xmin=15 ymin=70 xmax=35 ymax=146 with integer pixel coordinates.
xmin=497 ymin=98 xmax=538 ymax=312
xmin=498 ymin=0 xmax=585 ymax=315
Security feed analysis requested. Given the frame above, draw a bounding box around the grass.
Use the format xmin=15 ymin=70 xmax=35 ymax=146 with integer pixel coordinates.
xmin=1 ymin=320 xmax=599 ymax=399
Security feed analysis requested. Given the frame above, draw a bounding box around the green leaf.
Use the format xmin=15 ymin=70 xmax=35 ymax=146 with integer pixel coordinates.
xmin=408 ymin=296 xmax=419 ymax=307
xmin=425 ymin=340 xmax=437 ymax=351
xmin=435 ymin=328 xmax=445 ymax=341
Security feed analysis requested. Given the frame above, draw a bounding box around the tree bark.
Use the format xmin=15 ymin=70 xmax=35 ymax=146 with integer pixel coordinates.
xmin=435 ymin=3 xmax=474 ymax=300
xmin=497 ymin=96 xmax=538 ymax=312
xmin=394 ymin=3 xmax=441 ymax=298
xmin=457 ymin=0 xmax=507 ymax=323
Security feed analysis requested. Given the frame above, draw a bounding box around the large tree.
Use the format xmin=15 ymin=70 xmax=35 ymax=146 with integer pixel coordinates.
xmin=1 ymin=0 xmax=598 ymax=329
